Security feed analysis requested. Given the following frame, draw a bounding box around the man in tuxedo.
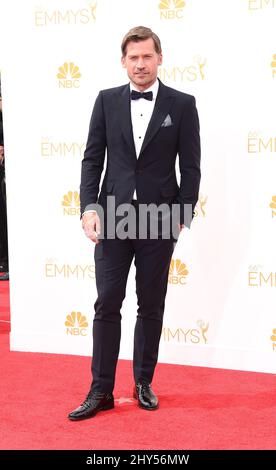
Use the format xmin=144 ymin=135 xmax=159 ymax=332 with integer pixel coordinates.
xmin=68 ymin=26 xmax=201 ymax=421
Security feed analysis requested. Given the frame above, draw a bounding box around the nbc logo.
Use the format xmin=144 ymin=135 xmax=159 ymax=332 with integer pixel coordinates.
xmin=62 ymin=191 xmax=80 ymax=216
xmin=270 ymin=328 xmax=276 ymax=351
xmin=269 ymin=196 xmax=276 ymax=218
xmin=271 ymin=54 xmax=276 ymax=78
xmin=194 ymin=194 xmax=208 ymax=218
xmin=159 ymin=0 xmax=186 ymax=19
xmin=65 ymin=311 xmax=88 ymax=336
xmin=57 ymin=62 xmax=81 ymax=88
xmin=168 ymin=259 xmax=189 ymax=285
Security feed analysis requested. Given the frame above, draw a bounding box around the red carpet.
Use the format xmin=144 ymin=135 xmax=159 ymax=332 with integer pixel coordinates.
xmin=0 ymin=279 xmax=10 ymax=333
xmin=0 ymin=281 xmax=276 ymax=450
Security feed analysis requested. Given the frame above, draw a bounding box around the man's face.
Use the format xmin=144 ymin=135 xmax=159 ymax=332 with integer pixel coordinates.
xmin=121 ymin=38 xmax=162 ymax=91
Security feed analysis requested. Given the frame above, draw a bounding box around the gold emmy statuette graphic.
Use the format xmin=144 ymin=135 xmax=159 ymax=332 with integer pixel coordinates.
xmin=194 ymin=56 xmax=207 ymax=80
xmin=197 ymin=320 xmax=209 ymax=344
xmin=271 ymin=54 xmax=276 ymax=77
xmin=194 ymin=194 xmax=208 ymax=217
xmin=269 ymin=196 xmax=276 ymax=218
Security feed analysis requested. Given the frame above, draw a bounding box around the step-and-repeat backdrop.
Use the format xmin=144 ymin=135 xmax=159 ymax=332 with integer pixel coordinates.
xmin=0 ymin=0 xmax=275 ymax=373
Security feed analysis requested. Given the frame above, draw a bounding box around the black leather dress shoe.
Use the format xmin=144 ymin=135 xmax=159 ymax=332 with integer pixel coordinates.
xmin=0 ymin=264 xmax=8 ymax=273
xmin=133 ymin=382 xmax=159 ymax=410
xmin=0 ymin=272 xmax=9 ymax=281
xmin=68 ymin=391 xmax=114 ymax=421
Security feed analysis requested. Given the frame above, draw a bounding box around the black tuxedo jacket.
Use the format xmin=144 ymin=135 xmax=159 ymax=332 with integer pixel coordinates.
xmin=80 ymin=79 xmax=201 ymax=226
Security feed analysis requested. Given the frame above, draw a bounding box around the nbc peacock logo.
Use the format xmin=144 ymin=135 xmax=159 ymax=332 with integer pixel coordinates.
xmin=271 ymin=54 xmax=276 ymax=78
xmin=168 ymin=259 xmax=189 ymax=285
xmin=65 ymin=311 xmax=88 ymax=336
xmin=269 ymin=196 xmax=276 ymax=218
xmin=62 ymin=191 xmax=80 ymax=216
xmin=159 ymin=0 xmax=186 ymax=19
xmin=57 ymin=62 xmax=81 ymax=88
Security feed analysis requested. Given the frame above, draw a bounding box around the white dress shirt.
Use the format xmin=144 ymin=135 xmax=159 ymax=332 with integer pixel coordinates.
xmin=130 ymin=80 xmax=159 ymax=199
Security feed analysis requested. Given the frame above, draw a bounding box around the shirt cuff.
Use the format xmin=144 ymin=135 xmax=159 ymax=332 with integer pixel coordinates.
xmin=82 ymin=210 xmax=97 ymax=216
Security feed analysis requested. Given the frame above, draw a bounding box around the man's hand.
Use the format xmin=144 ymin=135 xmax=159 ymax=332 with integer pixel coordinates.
xmin=82 ymin=212 xmax=101 ymax=244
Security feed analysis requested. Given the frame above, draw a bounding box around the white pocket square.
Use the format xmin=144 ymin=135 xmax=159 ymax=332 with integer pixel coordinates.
xmin=161 ymin=114 xmax=173 ymax=128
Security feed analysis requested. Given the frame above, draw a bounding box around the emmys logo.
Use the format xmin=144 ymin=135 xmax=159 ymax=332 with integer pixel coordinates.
xmin=45 ymin=260 xmax=95 ymax=279
xmin=269 ymin=196 xmax=276 ymax=218
xmin=248 ymin=265 xmax=276 ymax=287
xmin=62 ymin=191 xmax=80 ymax=216
xmin=57 ymin=62 xmax=81 ymax=88
xmin=41 ymin=139 xmax=85 ymax=158
xmin=65 ymin=311 xmax=88 ymax=336
xmin=270 ymin=328 xmax=276 ymax=351
xmin=247 ymin=132 xmax=276 ymax=154
xmin=35 ymin=3 xmax=97 ymax=26
xmin=168 ymin=259 xmax=189 ymax=285
xmin=271 ymin=54 xmax=276 ymax=78
xmin=158 ymin=56 xmax=207 ymax=82
xmin=194 ymin=194 xmax=208 ymax=218
xmin=162 ymin=319 xmax=209 ymax=344
xmin=159 ymin=0 xmax=186 ymax=19
xmin=248 ymin=0 xmax=275 ymax=10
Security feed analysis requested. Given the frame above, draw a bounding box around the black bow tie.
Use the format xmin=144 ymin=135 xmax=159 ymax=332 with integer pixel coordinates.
xmin=131 ymin=90 xmax=153 ymax=101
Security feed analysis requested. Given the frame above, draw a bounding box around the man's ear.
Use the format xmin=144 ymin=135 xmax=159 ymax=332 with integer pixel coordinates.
xmin=158 ymin=53 xmax=163 ymax=66
xmin=121 ymin=56 xmax=126 ymax=68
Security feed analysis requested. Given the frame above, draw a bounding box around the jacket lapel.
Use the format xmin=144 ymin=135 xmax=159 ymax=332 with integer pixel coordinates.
xmin=118 ymin=85 xmax=136 ymax=157
xmin=139 ymin=81 xmax=174 ymax=157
